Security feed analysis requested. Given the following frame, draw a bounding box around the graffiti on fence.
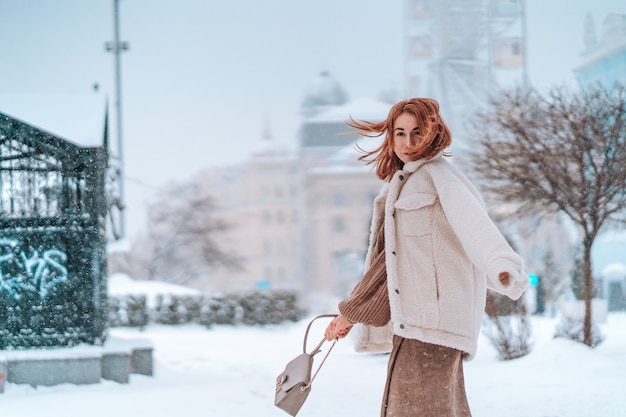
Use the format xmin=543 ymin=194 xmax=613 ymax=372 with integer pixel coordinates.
xmin=0 ymin=237 xmax=68 ymax=301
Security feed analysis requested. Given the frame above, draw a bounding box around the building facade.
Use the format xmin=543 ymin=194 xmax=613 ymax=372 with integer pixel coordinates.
xmin=576 ymin=13 xmax=626 ymax=89
xmin=199 ymin=73 xmax=389 ymax=306
xmin=403 ymin=0 xmax=527 ymax=150
xmin=198 ymin=130 xmax=301 ymax=292
xmin=576 ymin=13 xmax=626 ymax=311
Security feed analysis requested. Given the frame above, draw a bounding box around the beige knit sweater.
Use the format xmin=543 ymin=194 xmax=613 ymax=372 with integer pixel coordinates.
xmin=338 ymin=224 xmax=390 ymax=327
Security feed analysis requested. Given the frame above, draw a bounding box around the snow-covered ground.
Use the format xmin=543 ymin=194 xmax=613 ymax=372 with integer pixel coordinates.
xmin=1 ymin=308 xmax=625 ymax=416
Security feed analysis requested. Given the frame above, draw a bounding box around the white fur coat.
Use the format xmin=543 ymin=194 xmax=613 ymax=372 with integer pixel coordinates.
xmin=354 ymin=155 xmax=529 ymax=360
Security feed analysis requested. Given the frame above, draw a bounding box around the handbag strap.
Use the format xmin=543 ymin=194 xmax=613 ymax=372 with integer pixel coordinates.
xmin=300 ymin=314 xmax=340 ymax=391
xmin=303 ymin=337 xmax=337 ymax=390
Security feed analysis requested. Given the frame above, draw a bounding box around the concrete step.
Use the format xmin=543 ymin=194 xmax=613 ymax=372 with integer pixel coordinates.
xmin=0 ymin=336 xmax=153 ymax=391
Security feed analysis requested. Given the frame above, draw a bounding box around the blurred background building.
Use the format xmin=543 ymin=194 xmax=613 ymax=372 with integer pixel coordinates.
xmin=403 ymin=0 xmax=527 ymax=151
xmin=194 ymin=5 xmax=626 ymax=308
xmin=576 ymin=12 xmax=626 ymax=311
xmin=199 ymin=72 xmax=387 ymax=308
xmin=576 ymin=12 xmax=626 ymax=88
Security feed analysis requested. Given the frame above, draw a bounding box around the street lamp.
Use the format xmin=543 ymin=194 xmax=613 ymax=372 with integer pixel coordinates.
xmin=105 ymin=0 xmax=129 ymax=239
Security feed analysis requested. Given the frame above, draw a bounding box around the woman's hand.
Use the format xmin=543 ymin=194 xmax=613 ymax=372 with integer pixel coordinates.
xmin=499 ymin=271 xmax=511 ymax=286
xmin=324 ymin=315 xmax=354 ymax=341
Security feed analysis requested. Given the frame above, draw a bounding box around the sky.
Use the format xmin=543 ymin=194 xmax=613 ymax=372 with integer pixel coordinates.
xmin=1 ymin=275 xmax=625 ymax=416
xmin=1 ymin=0 xmax=625 ymax=239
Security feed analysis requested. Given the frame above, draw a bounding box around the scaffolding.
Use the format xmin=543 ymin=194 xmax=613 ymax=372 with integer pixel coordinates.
xmin=404 ymin=0 xmax=527 ymax=150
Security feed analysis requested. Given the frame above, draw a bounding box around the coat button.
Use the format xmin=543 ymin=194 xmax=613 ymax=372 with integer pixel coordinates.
xmin=399 ymin=324 xmax=405 ymax=329
xmin=399 ymin=175 xmax=404 ymax=180
xmin=392 ymin=251 xmax=396 ymax=256
xmin=395 ymin=289 xmax=399 ymax=294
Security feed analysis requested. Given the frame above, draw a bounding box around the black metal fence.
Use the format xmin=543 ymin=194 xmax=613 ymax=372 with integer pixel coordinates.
xmin=0 ymin=112 xmax=108 ymax=349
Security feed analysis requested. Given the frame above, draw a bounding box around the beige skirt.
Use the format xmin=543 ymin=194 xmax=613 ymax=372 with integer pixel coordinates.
xmin=381 ymin=335 xmax=472 ymax=417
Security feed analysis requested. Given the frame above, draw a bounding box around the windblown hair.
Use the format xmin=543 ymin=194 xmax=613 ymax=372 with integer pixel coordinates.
xmin=347 ymin=98 xmax=452 ymax=182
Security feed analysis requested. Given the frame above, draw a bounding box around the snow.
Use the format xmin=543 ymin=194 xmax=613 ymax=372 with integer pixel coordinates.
xmin=107 ymin=273 xmax=201 ymax=309
xmin=1 ymin=279 xmax=625 ymax=416
xmin=308 ymin=97 xmax=391 ymax=123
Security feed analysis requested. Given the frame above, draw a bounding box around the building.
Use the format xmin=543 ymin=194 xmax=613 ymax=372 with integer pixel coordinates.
xmin=575 ymin=12 xmax=626 ymax=311
xmin=403 ymin=0 xmax=527 ymax=151
xmin=196 ymin=73 xmax=389 ymax=307
xmin=197 ymin=126 xmax=301 ymax=293
xmin=576 ymin=13 xmax=626 ymax=89
xmin=297 ymin=73 xmax=389 ymax=304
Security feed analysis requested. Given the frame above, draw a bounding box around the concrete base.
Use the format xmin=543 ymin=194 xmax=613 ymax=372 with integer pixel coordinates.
xmin=9 ymin=355 xmax=101 ymax=386
xmin=101 ymin=351 xmax=131 ymax=383
xmin=0 ymin=361 xmax=7 ymax=393
xmin=131 ymin=348 xmax=153 ymax=376
xmin=0 ymin=336 xmax=153 ymax=391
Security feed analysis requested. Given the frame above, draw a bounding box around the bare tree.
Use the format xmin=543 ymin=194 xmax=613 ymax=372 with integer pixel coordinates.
xmin=129 ymin=180 xmax=243 ymax=285
xmin=469 ymin=83 xmax=626 ymax=346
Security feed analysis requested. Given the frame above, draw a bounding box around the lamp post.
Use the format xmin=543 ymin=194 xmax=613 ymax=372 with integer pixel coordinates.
xmin=105 ymin=0 xmax=129 ymax=239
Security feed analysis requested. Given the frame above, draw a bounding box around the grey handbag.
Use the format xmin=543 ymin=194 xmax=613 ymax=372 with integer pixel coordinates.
xmin=274 ymin=314 xmax=338 ymax=416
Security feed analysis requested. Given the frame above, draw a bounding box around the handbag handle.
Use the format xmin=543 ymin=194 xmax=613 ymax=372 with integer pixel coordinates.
xmin=302 ymin=313 xmax=338 ymax=354
xmin=300 ymin=314 xmax=339 ymax=390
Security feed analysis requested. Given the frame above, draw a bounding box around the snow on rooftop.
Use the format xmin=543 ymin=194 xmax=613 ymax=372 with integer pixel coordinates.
xmin=308 ymin=97 xmax=391 ymax=123
xmin=326 ymin=136 xmax=384 ymax=167
xmin=602 ymin=262 xmax=626 ymax=279
xmin=0 ymin=93 xmax=107 ymax=148
xmin=108 ymin=273 xmax=201 ymax=309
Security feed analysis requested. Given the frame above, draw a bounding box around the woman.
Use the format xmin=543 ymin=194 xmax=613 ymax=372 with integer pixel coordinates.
xmin=324 ymin=98 xmax=529 ymax=417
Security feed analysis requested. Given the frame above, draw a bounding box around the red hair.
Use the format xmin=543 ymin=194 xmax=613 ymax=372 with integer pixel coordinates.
xmin=347 ymin=98 xmax=452 ymax=182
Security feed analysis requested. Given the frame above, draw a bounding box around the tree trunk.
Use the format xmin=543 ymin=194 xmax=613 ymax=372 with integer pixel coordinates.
xmin=583 ymin=239 xmax=594 ymax=346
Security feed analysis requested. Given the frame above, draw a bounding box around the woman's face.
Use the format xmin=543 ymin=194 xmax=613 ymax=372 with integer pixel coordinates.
xmin=392 ymin=112 xmax=422 ymax=164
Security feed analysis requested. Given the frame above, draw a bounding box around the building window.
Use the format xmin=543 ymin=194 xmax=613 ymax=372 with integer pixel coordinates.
xmin=333 ymin=216 xmax=346 ymax=233
xmin=411 ymin=0 xmax=430 ymax=18
xmin=332 ymin=192 xmax=346 ymax=206
xmin=277 ymin=267 xmax=286 ymax=282
xmin=412 ymin=36 xmax=432 ymax=57
xmin=409 ymin=76 xmax=421 ymax=96
xmin=509 ymin=39 xmax=521 ymax=56
xmin=277 ymin=239 xmax=286 ymax=256
xmin=277 ymin=210 xmax=285 ymax=224
xmin=495 ymin=37 xmax=523 ymax=68
xmin=263 ymin=210 xmax=271 ymax=225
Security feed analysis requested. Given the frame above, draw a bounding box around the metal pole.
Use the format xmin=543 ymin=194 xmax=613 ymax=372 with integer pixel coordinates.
xmin=106 ymin=0 xmax=128 ymax=239
xmin=114 ymin=0 xmax=124 ymax=238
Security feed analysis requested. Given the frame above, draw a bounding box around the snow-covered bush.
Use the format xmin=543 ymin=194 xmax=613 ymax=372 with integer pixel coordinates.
xmin=482 ymin=289 xmax=532 ymax=360
xmin=236 ymin=290 xmax=300 ymax=325
xmin=126 ymin=296 xmax=149 ymax=328
xmin=108 ymin=295 xmax=149 ymax=328
xmin=206 ymin=295 xmax=242 ymax=325
xmin=554 ymin=319 xmax=605 ymax=347
xmin=152 ymin=294 xmax=189 ymax=325
xmin=482 ymin=311 xmax=532 ymax=360
xmin=108 ymin=290 xmax=301 ymax=328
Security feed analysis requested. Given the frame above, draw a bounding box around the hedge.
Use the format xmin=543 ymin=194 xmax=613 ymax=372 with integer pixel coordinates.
xmin=108 ymin=290 xmax=302 ymax=328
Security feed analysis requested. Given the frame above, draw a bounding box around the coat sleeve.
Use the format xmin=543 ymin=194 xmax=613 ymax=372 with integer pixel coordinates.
xmin=433 ymin=173 xmax=529 ymax=300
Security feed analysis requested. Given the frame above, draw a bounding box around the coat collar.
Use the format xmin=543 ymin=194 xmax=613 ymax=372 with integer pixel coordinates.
xmin=401 ymin=154 xmax=444 ymax=173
